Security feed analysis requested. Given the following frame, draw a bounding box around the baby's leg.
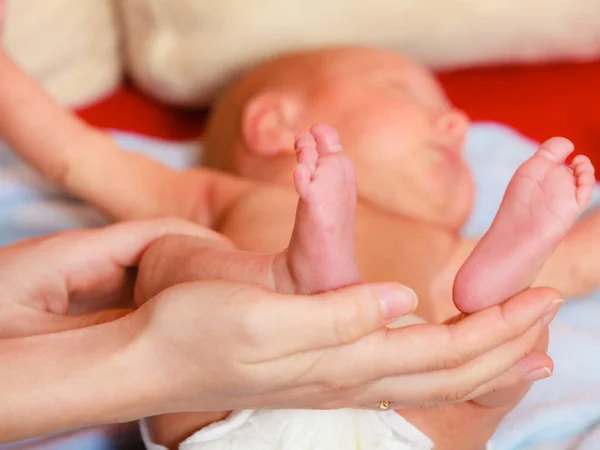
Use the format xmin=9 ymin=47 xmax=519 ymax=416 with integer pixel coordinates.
xmin=138 ymin=124 xmax=361 ymax=298
xmin=137 ymin=123 xmax=362 ymax=301
xmin=453 ymin=138 xmax=593 ymax=408
xmin=283 ymin=124 xmax=361 ymax=292
xmin=454 ymin=137 xmax=594 ymax=313
xmin=147 ymin=125 xmax=363 ymax=448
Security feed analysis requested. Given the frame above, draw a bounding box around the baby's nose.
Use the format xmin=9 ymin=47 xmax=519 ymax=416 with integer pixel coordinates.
xmin=436 ymin=109 xmax=470 ymax=147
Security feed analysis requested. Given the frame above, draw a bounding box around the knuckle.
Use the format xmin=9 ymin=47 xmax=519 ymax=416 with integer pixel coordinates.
xmin=440 ymin=352 xmax=464 ymax=372
xmin=230 ymin=361 xmax=263 ymax=387
xmin=447 ymin=386 xmax=472 ymax=403
xmin=516 ymin=322 xmax=543 ymax=353
xmin=439 ymin=383 xmax=473 ymax=404
xmin=440 ymin=306 xmax=513 ymax=370
xmin=442 ymin=371 xmax=479 ymax=403
xmin=306 ymin=362 xmax=355 ymax=393
xmin=320 ymin=388 xmax=363 ymax=410
xmin=437 ymin=326 xmax=473 ymax=370
xmin=315 ymin=378 xmax=361 ymax=404
xmin=329 ymin=293 xmax=371 ymax=345
xmin=233 ymin=296 xmax=271 ymax=350
xmin=491 ymin=303 xmax=513 ymax=335
xmin=413 ymin=400 xmax=441 ymax=408
xmin=319 ymin=375 xmax=357 ymax=393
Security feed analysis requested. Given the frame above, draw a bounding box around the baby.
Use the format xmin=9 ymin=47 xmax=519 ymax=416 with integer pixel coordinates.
xmin=0 ymin=45 xmax=595 ymax=449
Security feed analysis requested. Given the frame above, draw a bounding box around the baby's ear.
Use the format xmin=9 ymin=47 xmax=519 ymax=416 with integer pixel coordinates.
xmin=241 ymin=91 xmax=300 ymax=157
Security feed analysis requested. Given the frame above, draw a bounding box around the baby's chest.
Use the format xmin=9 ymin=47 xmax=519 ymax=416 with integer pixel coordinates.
xmin=218 ymin=190 xmax=452 ymax=289
xmin=354 ymin=213 xmax=451 ymax=284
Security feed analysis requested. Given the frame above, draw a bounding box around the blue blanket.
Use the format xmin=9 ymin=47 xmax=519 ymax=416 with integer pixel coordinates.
xmin=0 ymin=131 xmax=198 ymax=246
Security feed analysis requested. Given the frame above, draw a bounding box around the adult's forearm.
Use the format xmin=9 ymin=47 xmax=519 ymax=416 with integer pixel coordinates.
xmin=0 ymin=316 xmax=163 ymax=444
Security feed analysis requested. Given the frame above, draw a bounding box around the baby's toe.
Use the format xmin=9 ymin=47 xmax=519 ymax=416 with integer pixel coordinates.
xmin=294 ymin=164 xmax=314 ymax=199
xmin=537 ymin=137 xmax=575 ymax=164
xmin=571 ymin=155 xmax=595 ymax=176
xmin=311 ymin=124 xmax=343 ymax=156
xmin=575 ymin=171 xmax=596 ymax=207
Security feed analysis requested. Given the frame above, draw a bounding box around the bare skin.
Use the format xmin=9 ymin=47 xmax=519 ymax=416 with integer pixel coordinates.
xmin=137 ymin=126 xmax=583 ymax=448
xmin=139 ymin=125 xmax=364 ymax=448
xmin=454 ymin=138 xmax=595 ymax=313
xmin=0 ymin=47 xmax=589 ymax=448
xmin=451 ymin=136 xmax=593 ymax=410
xmin=139 ymin=126 xmax=588 ymax=448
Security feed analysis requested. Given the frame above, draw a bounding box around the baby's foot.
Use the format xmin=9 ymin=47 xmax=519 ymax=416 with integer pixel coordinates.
xmin=454 ymin=137 xmax=595 ymax=313
xmin=285 ymin=125 xmax=361 ymax=294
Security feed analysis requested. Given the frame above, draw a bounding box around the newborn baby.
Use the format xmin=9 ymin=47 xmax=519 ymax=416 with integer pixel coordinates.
xmin=0 ymin=46 xmax=594 ymax=449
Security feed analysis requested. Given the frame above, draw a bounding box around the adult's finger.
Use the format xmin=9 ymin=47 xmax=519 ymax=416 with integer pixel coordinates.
xmin=465 ymin=349 xmax=553 ymax=402
xmin=467 ymin=327 xmax=550 ymax=408
xmin=305 ymin=287 xmax=562 ymax=387
xmin=0 ymin=217 xmax=231 ymax=311
xmin=249 ymin=348 xmax=552 ymax=412
xmin=30 ymin=216 xmax=231 ymax=267
xmin=238 ymin=283 xmax=419 ymax=361
xmin=350 ymin=322 xmax=546 ymax=408
xmin=350 ymin=351 xmax=552 ymax=412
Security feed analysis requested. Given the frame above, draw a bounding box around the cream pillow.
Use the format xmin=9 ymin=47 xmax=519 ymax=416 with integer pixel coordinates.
xmin=120 ymin=0 xmax=600 ymax=106
xmin=3 ymin=0 xmax=122 ymax=107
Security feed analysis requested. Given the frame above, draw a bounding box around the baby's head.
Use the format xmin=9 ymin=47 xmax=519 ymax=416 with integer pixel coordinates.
xmin=205 ymin=46 xmax=473 ymax=229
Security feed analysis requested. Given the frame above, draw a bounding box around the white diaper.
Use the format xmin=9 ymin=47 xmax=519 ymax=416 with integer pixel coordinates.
xmin=141 ymin=408 xmax=434 ymax=449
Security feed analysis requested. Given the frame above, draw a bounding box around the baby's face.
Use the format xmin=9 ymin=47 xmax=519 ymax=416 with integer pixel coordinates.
xmin=306 ymin=50 xmax=473 ymax=228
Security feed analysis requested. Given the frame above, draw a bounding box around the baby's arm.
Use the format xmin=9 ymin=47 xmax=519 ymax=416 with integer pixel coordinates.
xmin=0 ymin=50 xmax=253 ymax=227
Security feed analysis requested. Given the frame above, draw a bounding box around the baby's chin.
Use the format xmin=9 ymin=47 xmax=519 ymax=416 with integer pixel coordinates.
xmin=424 ymin=172 xmax=473 ymax=230
xmin=445 ymin=176 xmax=474 ymax=231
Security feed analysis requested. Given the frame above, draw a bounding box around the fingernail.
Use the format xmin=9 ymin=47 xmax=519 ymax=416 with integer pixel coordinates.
xmin=541 ymin=299 xmax=564 ymax=326
xmin=371 ymin=284 xmax=419 ymax=321
xmin=524 ymin=366 xmax=553 ymax=382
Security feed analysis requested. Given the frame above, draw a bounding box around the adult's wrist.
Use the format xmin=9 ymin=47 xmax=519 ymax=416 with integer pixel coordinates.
xmin=0 ymin=315 xmax=164 ymax=444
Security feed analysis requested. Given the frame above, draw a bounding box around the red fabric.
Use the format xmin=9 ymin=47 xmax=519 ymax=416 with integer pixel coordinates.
xmin=75 ymin=79 xmax=207 ymax=141
xmin=75 ymin=62 xmax=600 ymax=171
xmin=438 ymin=60 xmax=600 ymax=167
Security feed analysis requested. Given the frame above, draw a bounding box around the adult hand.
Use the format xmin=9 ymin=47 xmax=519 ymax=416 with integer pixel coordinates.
xmin=0 ymin=240 xmax=558 ymax=444
xmin=0 ymin=217 xmax=229 ymax=337
xmin=129 ymin=281 xmax=559 ymax=414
